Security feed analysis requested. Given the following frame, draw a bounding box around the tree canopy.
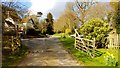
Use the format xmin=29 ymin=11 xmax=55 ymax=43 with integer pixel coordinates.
xmin=54 ymin=2 xmax=79 ymax=33
xmin=110 ymin=1 xmax=120 ymax=33
xmin=79 ymin=18 xmax=111 ymax=48
xmin=46 ymin=12 xmax=54 ymax=34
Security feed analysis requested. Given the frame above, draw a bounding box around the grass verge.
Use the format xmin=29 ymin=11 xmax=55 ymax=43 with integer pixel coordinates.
xmin=53 ymin=33 xmax=65 ymax=36
xmin=2 ymin=44 xmax=29 ymax=67
xmin=59 ymin=37 xmax=119 ymax=66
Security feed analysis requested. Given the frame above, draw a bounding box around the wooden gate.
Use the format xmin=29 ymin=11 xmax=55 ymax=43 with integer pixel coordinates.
xmin=74 ymin=29 xmax=96 ymax=58
xmin=3 ymin=18 xmax=21 ymax=54
xmin=3 ymin=35 xmax=21 ymax=52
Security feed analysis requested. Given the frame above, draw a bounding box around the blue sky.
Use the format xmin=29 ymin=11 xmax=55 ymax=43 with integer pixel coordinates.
xmin=28 ymin=0 xmax=70 ymax=19
xmin=22 ymin=0 xmax=111 ymax=19
xmin=8 ymin=0 xmax=69 ymax=19
xmin=1 ymin=0 xmax=112 ymax=19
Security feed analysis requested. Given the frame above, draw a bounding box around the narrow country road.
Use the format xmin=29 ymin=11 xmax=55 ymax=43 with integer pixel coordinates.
xmin=17 ymin=36 xmax=81 ymax=66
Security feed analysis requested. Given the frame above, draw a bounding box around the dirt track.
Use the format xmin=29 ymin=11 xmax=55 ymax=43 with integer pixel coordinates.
xmin=17 ymin=37 xmax=81 ymax=66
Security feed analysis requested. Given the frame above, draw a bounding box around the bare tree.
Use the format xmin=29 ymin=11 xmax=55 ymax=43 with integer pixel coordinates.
xmin=86 ymin=2 xmax=114 ymax=21
xmin=2 ymin=0 xmax=30 ymax=18
xmin=73 ymin=0 xmax=96 ymax=24
xmin=54 ymin=2 xmax=79 ymax=33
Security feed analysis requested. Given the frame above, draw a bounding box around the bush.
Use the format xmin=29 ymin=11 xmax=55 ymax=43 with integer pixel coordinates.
xmin=103 ymin=52 xmax=118 ymax=66
xmin=26 ymin=28 xmax=40 ymax=36
xmin=79 ymin=18 xmax=110 ymax=48
xmin=65 ymin=28 xmax=71 ymax=34
xmin=60 ymin=33 xmax=69 ymax=38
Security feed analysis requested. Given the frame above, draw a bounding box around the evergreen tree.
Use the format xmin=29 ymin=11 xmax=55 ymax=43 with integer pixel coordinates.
xmin=47 ymin=12 xmax=53 ymax=22
xmin=111 ymin=1 xmax=120 ymax=34
xmin=46 ymin=12 xmax=54 ymax=34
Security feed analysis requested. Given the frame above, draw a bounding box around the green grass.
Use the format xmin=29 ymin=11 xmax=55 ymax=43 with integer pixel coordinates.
xmin=97 ymin=48 xmax=119 ymax=61
xmin=53 ymin=33 xmax=64 ymax=36
xmin=2 ymin=44 xmax=29 ymax=67
xmin=59 ymin=37 xmax=119 ymax=66
xmin=53 ymin=33 xmax=71 ymax=39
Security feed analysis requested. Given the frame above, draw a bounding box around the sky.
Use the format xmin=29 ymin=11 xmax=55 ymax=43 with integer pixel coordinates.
xmin=29 ymin=0 xmax=70 ymax=19
xmin=28 ymin=0 xmax=111 ymax=19
xmin=1 ymin=0 xmax=112 ymax=19
xmin=0 ymin=0 xmax=71 ymax=19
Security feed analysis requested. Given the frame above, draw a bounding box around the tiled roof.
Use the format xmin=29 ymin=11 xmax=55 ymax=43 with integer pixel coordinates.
xmin=21 ymin=16 xmax=31 ymax=23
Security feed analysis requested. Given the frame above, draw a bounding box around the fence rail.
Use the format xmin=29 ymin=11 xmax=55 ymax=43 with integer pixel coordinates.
xmin=3 ymin=25 xmax=21 ymax=54
xmin=107 ymin=33 xmax=120 ymax=49
xmin=74 ymin=29 xmax=96 ymax=58
xmin=3 ymin=36 xmax=21 ymax=51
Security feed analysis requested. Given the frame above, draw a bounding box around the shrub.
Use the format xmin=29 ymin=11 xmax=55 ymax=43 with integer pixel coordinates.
xmin=26 ymin=28 xmax=40 ymax=36
xmin=79 ymin=18 xmax=110 ymax=48
xmin=104 ymin=52 xmax=118 ymax=66
xmin=61 ymin=33 xmax=69 ymax=38
xmin=65 ymin=28 xmax=71 ymax=34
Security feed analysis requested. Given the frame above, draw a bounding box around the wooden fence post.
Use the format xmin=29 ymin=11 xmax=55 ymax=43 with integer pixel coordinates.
xmin=93 ymin=38 xmax=96 ymax=58
xmin=94 ymin=38 xmax=96 ymax=49
xmin=11 ymin=36 xmax=14 ymax=53
xmin=74 ymin=29 xmax=76 ymax=48
xmin=74 ymin=29 xmax=97 ymax=58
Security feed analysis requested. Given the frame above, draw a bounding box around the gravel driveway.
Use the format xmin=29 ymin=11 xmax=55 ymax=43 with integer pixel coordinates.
xmin=17 ymin=37 xmax=81 ymax=66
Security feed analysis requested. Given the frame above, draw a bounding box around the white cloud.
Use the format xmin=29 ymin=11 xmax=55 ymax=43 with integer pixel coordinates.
xmin=29 ymin=0 xmax=56 ymax=15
